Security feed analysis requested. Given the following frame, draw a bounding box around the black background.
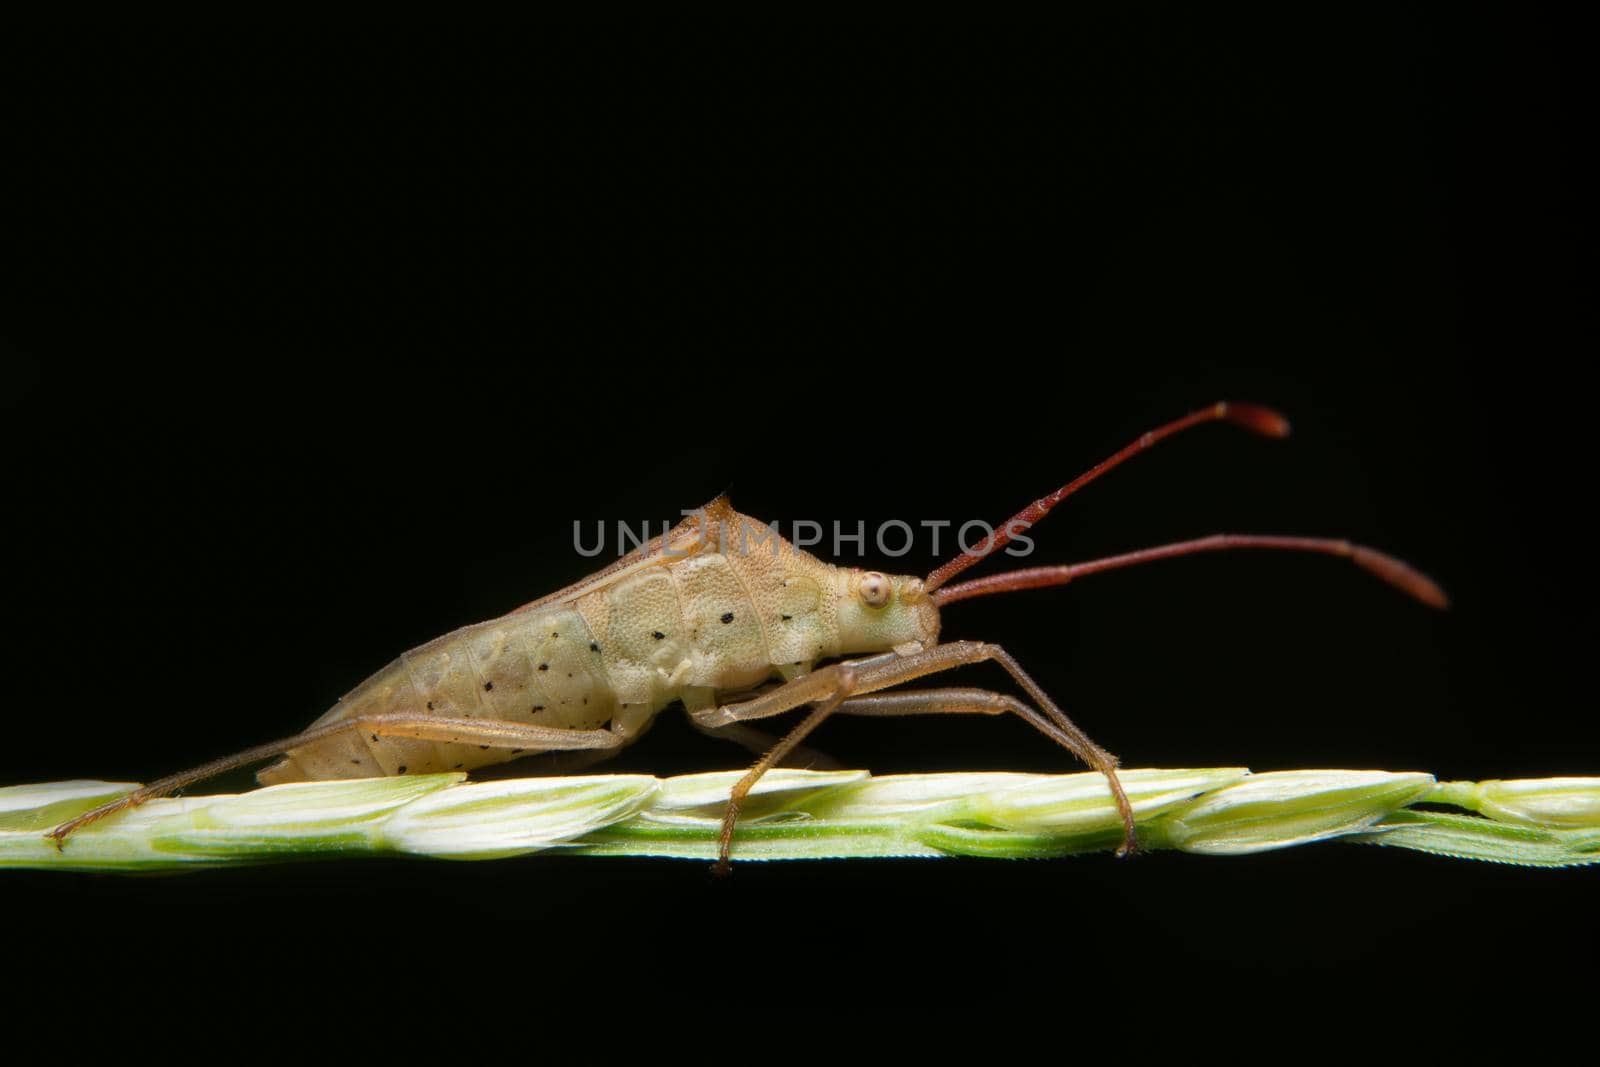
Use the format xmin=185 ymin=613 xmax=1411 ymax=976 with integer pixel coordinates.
xmin=2 ymin=12 xmax=1592 ymax=1047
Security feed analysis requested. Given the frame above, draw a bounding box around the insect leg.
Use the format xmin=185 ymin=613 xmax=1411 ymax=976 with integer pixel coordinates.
xmin=699 ymin=642 xmax=1136 ymax=859
xmin=836 ymin=687 xmax=1129 ymax=795
xmin=713 ymin=666 xmax=859 ymax=875
xmin=690 ymin=652 xmax=899 ymax=729
xmin=837 ymin=686 xmax=1025 ymax=718
xmin=855 ymin=642 xmax=1136 ymax=853
xmin=46 ymin=714 xmax=624 ymax=848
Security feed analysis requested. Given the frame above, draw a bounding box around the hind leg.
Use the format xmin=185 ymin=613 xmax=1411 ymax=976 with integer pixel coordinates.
xmin=47 ymin=714 xmax=627 ymax=848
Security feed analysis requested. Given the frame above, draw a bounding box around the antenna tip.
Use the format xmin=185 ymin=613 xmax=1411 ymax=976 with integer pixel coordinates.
xmin=1352 ymin=546 xmax=1451 ymax=609
xmin=1219 ymin=402 xmax=1292 ymax=439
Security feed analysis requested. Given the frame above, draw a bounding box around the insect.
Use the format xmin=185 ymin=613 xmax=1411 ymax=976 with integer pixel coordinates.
xmin=49 ymin=401 xmax=1446 ymax=870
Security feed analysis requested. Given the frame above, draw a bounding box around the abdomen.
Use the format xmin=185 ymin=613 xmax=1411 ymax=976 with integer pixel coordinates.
xmin=258 ymin=606 xmax=618 ymax=784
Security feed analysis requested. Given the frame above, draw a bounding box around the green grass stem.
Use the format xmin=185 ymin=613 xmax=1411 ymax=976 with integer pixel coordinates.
xmin=3 ymin=768 xmax=1595 ymax=872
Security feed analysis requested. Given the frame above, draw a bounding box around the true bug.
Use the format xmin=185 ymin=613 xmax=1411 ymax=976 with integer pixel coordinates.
xmin=49 ymin=402 xmax=1446 ymax=869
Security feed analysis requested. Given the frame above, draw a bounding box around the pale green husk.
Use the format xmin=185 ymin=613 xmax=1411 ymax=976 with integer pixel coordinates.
xmin=2 ymin=769 xmax=1596 ymax=872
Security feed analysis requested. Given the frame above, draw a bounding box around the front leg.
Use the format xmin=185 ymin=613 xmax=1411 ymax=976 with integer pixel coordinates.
xmin=690 ymin=653 xmax=899 ymax=730
xmin=696 ymin=642 xmax=1137 ymax=868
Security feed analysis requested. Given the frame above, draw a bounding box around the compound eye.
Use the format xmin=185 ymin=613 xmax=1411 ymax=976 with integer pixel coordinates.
xmin=858 ymin=571 xmax=891 ymax=608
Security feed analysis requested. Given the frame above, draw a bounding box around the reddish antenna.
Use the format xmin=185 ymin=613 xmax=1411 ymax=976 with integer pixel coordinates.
xmin=932 ymin=534 xmax=1449 ymax=609
xmin=924 ymin=401 xmax=1291 ymax=592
